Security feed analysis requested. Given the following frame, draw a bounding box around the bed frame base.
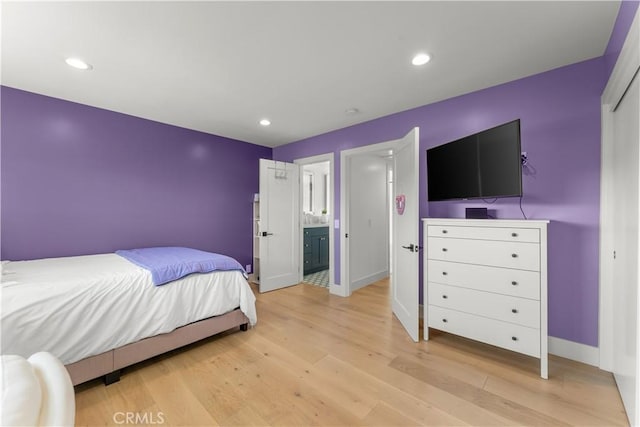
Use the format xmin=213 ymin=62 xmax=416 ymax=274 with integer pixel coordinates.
xmin=66 ymin=309 xmax=250 ymax=386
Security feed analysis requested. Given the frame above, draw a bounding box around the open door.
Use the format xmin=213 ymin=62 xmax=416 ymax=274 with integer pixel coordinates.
xmin=259 ymin=159 xmax=300 ymax=292
xmin=392 ymin=128 xmax=420 ymax=342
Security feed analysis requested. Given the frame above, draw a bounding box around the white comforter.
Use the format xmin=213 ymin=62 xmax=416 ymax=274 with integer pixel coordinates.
xmin=1 ymin=254 xmax=257 ymax=365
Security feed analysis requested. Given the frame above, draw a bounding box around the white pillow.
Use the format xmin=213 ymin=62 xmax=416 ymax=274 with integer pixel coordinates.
xmin=28 ymin=352 xmax=75 ymax=427
xmin=0 ymin=354 xmax=43 ymax=426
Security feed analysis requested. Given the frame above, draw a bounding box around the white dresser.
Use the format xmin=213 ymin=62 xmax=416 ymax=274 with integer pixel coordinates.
xmin=422 ymin=218 xmax=549 ymax=379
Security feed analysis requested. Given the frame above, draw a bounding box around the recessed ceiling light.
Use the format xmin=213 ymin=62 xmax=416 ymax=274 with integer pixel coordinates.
xmin=411 ymin=53 xmax=431 ymax=66
xmin=259 ymin=119 xmax=271 ymax=126
xmin=65 ymin=57 xmax=93 ymax=70
xmin=345 ymin=108 xmax=360 ymax=115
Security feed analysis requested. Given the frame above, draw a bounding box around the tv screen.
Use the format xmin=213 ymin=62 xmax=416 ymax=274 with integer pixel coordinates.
xmin=427 ymin=119 xmax=522 ymax=201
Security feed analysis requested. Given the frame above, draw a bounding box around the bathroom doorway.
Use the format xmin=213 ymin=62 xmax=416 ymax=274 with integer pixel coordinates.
xmin=294 ymin=154 xmax=335 ymax=290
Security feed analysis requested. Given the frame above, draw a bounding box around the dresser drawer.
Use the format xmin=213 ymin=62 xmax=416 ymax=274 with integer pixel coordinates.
xmin=427 ymin=237 xmax=540 ymax=271
xmin=428 ymin=283 xmax=540 ymax=328
xmin=427 ymin=225 xmax=539 ymax=243
xmin=427 ymin=260 xmax=540 ymax=300
xmin=428 ymin=305 xmax=540 ymax=358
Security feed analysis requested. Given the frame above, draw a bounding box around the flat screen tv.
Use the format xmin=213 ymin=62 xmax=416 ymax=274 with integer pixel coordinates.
xmin=426 ymin=119 xmax=522 ymax=202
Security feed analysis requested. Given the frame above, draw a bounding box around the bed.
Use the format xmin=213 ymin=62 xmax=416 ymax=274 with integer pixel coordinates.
xmin=1 ymin=247 xmax=257 ymax=386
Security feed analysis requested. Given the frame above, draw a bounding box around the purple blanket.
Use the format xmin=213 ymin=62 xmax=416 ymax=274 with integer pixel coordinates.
xmin=116 ymin=247 xmax=246 ymax=286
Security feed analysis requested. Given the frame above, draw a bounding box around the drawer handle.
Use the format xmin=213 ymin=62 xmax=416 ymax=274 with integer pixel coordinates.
xmin=511 ymin=253 xmax=518 ymax=258
xmin=442 ymin=248 xmax=448 ymax=252
xmin=511 ymin=336 xmax=518 ymax=341
xmin=442 ymin=229 xmax=448 ymax=234
xmin=442 ymin=295 xmax=448 ymax=299
xmin=511 ymin=309 xmax=518 ymax=313
xmin=512 ymin=232 xmax=518 ymax=237
xmin=442 ymin=318 xmax=448 ymax=323
xmin=511 ymin=281 xmax=518 ymax=286
xmin=442 ymin=271 xmax=448 ymax=276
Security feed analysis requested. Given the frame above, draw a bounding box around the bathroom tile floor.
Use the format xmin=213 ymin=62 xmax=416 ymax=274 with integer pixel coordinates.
xmin=302 ymin=269 xmax=329 ymax=288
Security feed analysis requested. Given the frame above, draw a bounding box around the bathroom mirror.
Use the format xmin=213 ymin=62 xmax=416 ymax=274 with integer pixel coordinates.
xmin=303 ymin=162 xmax=330 ymax=215
xmin=303 ymin=171 xmax=313 ymax=213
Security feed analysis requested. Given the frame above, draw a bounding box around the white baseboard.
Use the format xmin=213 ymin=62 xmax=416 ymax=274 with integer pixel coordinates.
xmin=350 ymin=270 xmax=389 ymax=293
xmin=548 ymin=336 xmax=600 ymax=367
xmin=329 ymin=282 xmax=348 ymax=297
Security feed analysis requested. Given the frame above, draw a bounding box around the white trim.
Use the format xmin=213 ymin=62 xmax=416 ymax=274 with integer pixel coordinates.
xmin=599 ymin=102 xmax=615 ymax=372
xmin=330 ymin=282 xmax=348 ymax=297
xmin=294 ymin=153 xmax=336 ymax=294
xmin=340 ymin=151 xmax=350 ymax=296
xmin=549 ymin=337 xmax=600 ymax=368
xmin=599 ymin=6 xmax=640 ymax=373
xmin=294 ymin=153 xmax=334 ymax=167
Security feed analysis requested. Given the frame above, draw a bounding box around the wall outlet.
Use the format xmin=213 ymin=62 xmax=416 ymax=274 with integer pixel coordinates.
xmin=245 ymin=264 xmax=252 ymax=273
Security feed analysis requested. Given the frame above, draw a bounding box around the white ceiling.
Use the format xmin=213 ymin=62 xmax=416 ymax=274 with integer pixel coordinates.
xmin=1 ymin=1 xmax=620 ymax=148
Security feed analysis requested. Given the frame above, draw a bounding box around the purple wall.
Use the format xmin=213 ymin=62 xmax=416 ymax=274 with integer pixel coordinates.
xmin=1 ymin=87 xmax=271 ymax=266
xmin=274 ymin=57 xmax=607 ymax=347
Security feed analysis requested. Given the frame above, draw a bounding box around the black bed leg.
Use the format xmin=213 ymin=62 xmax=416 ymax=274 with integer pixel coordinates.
xmin=240 ymin=323 xmax=248 ymax=331
xmin=104 ymin=370 xmax=121 ymax=386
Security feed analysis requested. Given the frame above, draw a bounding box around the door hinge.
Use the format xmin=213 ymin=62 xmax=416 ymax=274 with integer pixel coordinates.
xmin=345 ymin=233 xmax=349 ymax=238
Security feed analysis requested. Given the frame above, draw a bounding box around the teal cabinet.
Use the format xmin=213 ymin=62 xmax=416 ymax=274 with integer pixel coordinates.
xmin=303 ymin=227 xmax=330 ymax=274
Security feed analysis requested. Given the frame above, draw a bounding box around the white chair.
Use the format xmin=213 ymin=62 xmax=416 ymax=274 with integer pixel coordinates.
xmin=0 ymin=352 xmax=75 ymax=426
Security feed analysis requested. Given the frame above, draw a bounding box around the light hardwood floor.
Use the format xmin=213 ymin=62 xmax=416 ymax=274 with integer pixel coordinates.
xmin=75 ymin=279 xmax=628 ymax=426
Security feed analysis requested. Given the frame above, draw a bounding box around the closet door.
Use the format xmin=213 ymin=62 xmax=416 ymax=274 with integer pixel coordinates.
xmin=611 ymin=72 xmax=640 ymax=426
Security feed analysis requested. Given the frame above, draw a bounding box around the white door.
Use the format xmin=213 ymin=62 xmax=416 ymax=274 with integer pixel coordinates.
xmin=612 ymin=74 xmax=640 ymax=426
xmin=259 ymin=159 xmax=300 ymax=292
xmin=392 ymin=128 xmax=420 ymax=342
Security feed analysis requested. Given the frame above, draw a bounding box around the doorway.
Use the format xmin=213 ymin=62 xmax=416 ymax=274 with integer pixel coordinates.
xmin=342 ymin=150 xmax=392 ymax=294
xmin=339 ymin=128 xmax=420 ymax=341
xmin=294 ymin=154 xmax=335 ymax=290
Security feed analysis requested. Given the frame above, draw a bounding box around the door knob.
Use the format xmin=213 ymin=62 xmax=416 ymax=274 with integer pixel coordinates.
xmin=261 ymin=231 xmax=274 ymax=237
xmin=401 ymin=244 xmax=422 ymax=252
xmin=402 ymin=244 xmax=415 ymax=252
